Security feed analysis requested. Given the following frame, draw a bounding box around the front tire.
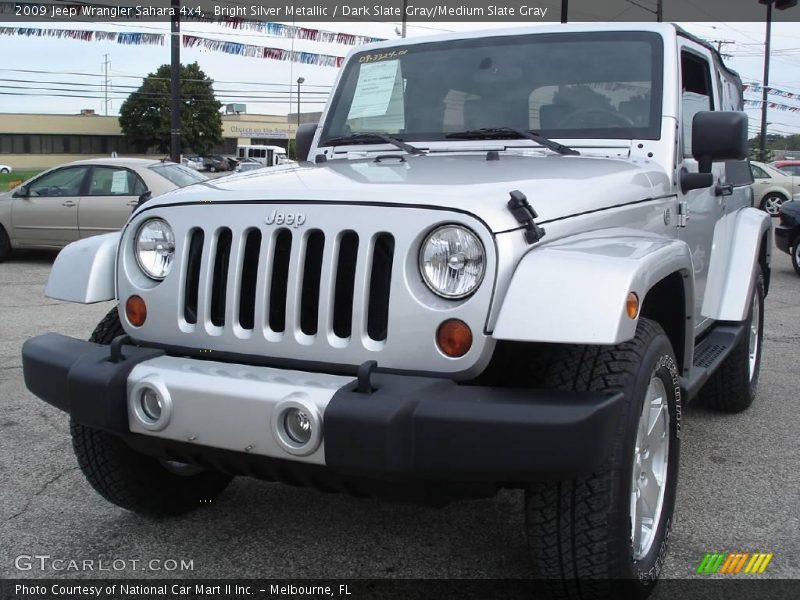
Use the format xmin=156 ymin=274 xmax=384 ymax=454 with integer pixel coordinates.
xmin=71 ymin=307 xmax=233 ymax=517
xmin=697 ymin=266 xmax=765 ymax=412
xmin=525 ymin=319 xmax=681 ymax=600
xmin=760 ymin=192 xmax=786 ymax=216
xmin=0 ymin=225 xmax=10 ymax=261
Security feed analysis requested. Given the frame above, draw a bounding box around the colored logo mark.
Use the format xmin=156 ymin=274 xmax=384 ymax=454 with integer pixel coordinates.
xmin=696 ymin=552 xmax=773 ymax=574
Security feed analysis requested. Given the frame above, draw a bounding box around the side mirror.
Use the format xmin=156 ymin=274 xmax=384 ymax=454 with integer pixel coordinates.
xmin=691 ymin=111 xmax=748 ymax=173
xmin=136 ymin=190 xmax=152 ymax=208
xmin=296 ymin=123 xmax=318 ymax=162
xmin=12 ymin=186 xmax=28 ymax=198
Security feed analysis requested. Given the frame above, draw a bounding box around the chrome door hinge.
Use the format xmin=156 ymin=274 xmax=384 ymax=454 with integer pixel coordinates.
xmin=677 ymin=201 xmax=689 ymax=228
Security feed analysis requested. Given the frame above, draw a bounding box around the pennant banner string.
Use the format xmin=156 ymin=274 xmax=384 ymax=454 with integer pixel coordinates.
xmin=0 ymin=26 xmax=165 ymax=45
xmin=182 ymin=34 xmax=345 ymax=68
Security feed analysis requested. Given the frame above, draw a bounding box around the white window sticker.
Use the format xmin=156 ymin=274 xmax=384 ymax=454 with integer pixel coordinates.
xmin=348 ymin=60 xmax=402 ymax=120
xmin=110 ymin=170 xmax=129 ymax=194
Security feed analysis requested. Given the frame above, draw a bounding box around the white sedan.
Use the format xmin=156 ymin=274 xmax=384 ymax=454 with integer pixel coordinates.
xmin=750 ymin=160 xmax=800 ymax=216
xmin=0 ymin=164 xmax=12 ymax=174
xmin=0 ymin=157 xmax=206 ymax=261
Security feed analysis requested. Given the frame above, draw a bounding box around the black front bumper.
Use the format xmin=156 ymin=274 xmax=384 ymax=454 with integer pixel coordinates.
xmin=23 ymin=333 xmax=624 ymax=486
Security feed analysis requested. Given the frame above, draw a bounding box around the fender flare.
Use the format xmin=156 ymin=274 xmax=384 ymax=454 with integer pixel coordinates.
xmin=45 ymin=233 xmax=119 ymax=304
xmin=701 ymin=207 xmax=772 ymax=322
xmin=492 ymin=229 xmax=694 ymax=352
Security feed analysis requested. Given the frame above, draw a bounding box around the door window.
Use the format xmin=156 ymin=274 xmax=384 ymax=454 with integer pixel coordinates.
xmin=27 ymin=167 xmax=89 ymax=197
xmin=681 ymin=51 xmax=714 ymax=158
xmin=86 ymin=167 xmax=147 ymax=196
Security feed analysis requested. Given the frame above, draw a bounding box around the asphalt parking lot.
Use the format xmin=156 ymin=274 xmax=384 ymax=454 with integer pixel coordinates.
xmin=1 ymin=242 xmax=798 ymax=585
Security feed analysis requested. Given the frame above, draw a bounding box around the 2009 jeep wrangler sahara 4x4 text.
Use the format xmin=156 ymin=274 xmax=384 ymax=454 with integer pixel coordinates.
xmin=22 ymin=23 xmax=770 ymax=599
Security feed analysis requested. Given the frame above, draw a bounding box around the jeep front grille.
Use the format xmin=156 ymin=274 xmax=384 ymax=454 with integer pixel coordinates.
xmin=180 ymin=225 xmax=395 ymax=345
xmin=119 ymin=203 xmax=496 ymax=377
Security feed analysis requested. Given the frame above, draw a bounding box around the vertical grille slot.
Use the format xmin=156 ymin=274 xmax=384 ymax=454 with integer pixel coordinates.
xmin=210 ymin=228 xmax=232 ymax=327
xmin=332 ymin=231 xmax=359 ymax=338
xmin=238 ymin=229 xmax=262 ymax=330
xmin=183 ymin=229 xmax=204 ymax=325
xmin=367 ymin=233 xmax=394 ymax=342
xmin=268 ymin=229 xmax=292 ymax=333
xmin=300 ymin=230 xmax=325 ymax=336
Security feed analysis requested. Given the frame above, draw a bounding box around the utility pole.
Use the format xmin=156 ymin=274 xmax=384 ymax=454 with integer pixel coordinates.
xmin=758 ymin=0 xmax=799 ymax=162
xmin=401 ymin=0 xmax=407 ymax=37
xmin=760 ymin=1 xmax=773 ymax=163
xmin=102 ymin=54 xmax=110 ymax=116
xmin=297 ymin=77 xmax=304 ymax=131
xmin=710 ymin=39 xmax=735 ymax=58
xmin=656 ymin=0 xmax=663 ymax=22
xmin=561 ymin=0 xmax=568 ymax=23
xmin=170 ymin=0 xmax=181 ymax=164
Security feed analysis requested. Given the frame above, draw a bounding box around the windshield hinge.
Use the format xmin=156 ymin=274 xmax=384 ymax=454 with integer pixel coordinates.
xmin=507 ymin=190 xmax=546 ymax=245
xmin=677 ymin=200 xmax=689 ymax=228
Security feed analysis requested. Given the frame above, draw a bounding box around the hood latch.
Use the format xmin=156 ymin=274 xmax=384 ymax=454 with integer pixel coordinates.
xmin=507 ymin=190 xmax=546 ymax=245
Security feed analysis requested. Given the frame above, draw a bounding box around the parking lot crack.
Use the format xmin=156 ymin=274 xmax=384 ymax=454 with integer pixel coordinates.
xmin=5 ymin=466 xmax=78 ymax=522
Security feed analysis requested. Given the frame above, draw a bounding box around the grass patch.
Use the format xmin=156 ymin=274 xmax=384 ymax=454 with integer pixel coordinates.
xmin=1 ymin=170 xmax=41 ymax=191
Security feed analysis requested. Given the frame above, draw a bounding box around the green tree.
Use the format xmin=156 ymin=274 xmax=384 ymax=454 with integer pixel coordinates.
xmin=119 ymin=62 xmax=222 ymax=155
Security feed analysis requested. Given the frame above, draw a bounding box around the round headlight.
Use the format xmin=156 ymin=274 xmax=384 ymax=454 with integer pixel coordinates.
xmin=419 ymin=225 xmax=485 ymax=299
xmin=135 ymin=218 xmax=175 ymax=280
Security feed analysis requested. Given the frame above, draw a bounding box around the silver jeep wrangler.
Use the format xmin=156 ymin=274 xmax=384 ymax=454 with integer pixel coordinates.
xmin=23 ymin=23 xmax=770 ymax=599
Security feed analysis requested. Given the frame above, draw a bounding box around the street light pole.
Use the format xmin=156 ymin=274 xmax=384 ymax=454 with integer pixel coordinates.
xmin=561 ymin=0 xmax=568 ymax=23
xmin=759 ymin=1 xmax=772 ymax=162
xmin=169 ymin=0 xmax=181 ymax=164
xmin=656 ymin=0 xmax=663 ymax=22
xmin=297 ymin=77 xmax=305 ymax=131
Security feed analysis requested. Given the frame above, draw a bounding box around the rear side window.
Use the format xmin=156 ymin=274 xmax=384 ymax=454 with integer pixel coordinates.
xmin=87 ymin=167 xmax=147 ymax=196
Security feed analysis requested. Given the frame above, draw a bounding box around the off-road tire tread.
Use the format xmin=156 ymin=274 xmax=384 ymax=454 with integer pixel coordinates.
xmin=89 ymin=307 xmax=125 ymax=343
xmin=526 ymin=319 xmax=669 ymax=599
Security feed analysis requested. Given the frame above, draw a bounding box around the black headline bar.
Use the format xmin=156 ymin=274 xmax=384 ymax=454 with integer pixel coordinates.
xmin=1 ymin=0 xmax=799 ymax=23
xmin=2 ymin=579 xmax=800 ymax=600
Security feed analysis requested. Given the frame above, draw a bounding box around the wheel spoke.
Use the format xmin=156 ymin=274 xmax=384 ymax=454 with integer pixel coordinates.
xmin=630 ymin=373 xmax=670 ymax=561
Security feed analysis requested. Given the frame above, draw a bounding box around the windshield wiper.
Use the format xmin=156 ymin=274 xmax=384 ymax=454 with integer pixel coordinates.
xmin=322 ymin=133 xmax=425 ymax=156
xmin=445 ymin=127 xmax=580 ymax=156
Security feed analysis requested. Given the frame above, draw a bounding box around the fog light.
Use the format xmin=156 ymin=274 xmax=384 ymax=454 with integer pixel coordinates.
xmin=126 ymin=295 xmax=147 ymax=327
xmin=436 ymin=319 xmax=473 ymax=358
xmin=140 ymin=388 xmax=162 ymax=421
xmin=129 ymin=376 xmax=172 ymax=432
xmin=284 ymin=408 xmax=312 ymax=444
xmin=272 ymin=398 xmax=322 ymax=456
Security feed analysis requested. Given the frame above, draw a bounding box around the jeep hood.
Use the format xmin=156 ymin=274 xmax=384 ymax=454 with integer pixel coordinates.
xmin=150 ymin=154 xmax=671 ymax=232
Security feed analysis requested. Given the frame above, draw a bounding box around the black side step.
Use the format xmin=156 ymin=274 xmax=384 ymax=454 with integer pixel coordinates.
xmin=679 ymin=323 xmax=746 ymax=401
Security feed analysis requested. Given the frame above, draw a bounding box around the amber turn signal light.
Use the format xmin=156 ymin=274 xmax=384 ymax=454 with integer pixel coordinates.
xmin=126 ymin=295 xmax=147 ymax=327
xmin=436 ymin=319 xmax=473 ymax=358
xmin=626 ymin=292 xmax=639 ymax=320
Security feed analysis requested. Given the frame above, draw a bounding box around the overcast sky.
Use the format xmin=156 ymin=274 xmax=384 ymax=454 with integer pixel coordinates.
xmin=0 ymin=19 xmax=798 ymax=136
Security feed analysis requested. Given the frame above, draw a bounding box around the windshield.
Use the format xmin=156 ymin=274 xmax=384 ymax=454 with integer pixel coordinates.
xmin=150 ymin=163 xmax=207 ymax=187
xmin=321 ymin=31 xmax=663 ymax=144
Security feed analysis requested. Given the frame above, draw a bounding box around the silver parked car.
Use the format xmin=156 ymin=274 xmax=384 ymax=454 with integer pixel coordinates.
xmin=0 ymin=158 xmax=206 ymax=260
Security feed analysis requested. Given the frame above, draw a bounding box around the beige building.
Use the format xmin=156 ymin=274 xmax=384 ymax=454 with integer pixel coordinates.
xmin=0 ymin=111 xmax=300 ymax=170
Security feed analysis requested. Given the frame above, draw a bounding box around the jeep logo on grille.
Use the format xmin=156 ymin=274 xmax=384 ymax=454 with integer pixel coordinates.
xmin=265 ymin=209 xmax=306 ymax=228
